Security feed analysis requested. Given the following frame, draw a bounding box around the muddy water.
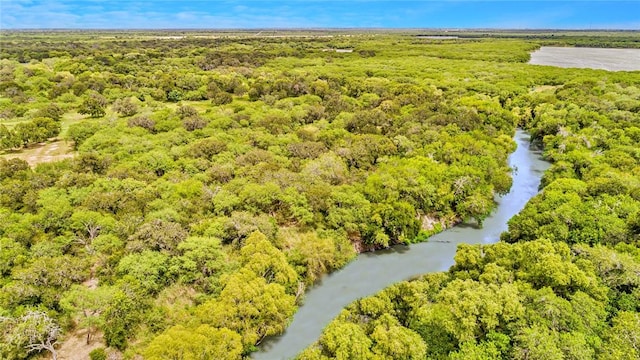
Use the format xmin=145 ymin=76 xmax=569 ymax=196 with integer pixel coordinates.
xmin=253 ymin=129 xmax=550 ymax=360
xmin=529 ymin=46 xmax=640 ymax=71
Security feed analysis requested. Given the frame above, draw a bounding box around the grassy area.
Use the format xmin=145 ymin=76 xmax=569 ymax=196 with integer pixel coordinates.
xmin=60 ymin=111 xmax=89 ymax=135
xmin=0 ymin=110 xmax=85 ymax=166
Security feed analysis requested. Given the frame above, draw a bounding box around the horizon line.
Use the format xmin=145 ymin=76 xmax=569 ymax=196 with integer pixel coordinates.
xmin=2 ymin=27 xmax=640 ymax=32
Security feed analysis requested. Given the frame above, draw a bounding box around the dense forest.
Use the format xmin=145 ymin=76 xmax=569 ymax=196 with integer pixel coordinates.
xmin=0 ymin=31 xmax=639 ymax=359
xmin=296 ymin=37 xmax=640 ymax=359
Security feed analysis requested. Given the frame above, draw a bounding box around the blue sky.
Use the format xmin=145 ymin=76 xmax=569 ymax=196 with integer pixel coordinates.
xmin=1 ymin=1 xmax=639 ymax=30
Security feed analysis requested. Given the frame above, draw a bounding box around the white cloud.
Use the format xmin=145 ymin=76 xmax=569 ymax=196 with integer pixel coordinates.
xmin=0 ymin=0 xmax=323 ymax=29
xmin=1 ymin=0 xmax=638 ymax=29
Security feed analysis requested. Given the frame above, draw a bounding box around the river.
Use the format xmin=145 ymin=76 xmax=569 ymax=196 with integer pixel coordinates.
xmin=253 ymin=129 xmax=550 ymax=360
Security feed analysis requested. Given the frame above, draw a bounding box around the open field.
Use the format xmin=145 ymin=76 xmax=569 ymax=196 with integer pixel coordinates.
xmin=2 ymin=140 xmax=74 ymax=166
xmin=529 ymin=46 xmax=640 ymax=71
xmin=0 ymin=111 xmax=83 ymax=166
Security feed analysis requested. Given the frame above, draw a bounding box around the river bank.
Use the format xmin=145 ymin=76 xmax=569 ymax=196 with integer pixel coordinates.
xmin=253 ymin=129 xmax=551 ymax=359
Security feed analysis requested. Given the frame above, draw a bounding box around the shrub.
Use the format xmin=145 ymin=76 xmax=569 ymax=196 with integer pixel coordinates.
xmin=89 ymin=348 xmax=107 ymax=360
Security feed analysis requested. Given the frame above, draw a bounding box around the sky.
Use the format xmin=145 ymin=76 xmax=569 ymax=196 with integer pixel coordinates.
xmin=1 ymin=1 xmax=639 ymax=30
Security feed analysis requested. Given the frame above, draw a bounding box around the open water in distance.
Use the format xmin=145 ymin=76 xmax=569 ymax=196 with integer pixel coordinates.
xmin=253 ymin=129 xmax=551 ymax=360
xmin=529 ymin=46 xmax=640 ymax=72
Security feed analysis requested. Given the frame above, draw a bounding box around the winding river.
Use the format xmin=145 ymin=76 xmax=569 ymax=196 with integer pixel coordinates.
xmin=253 ymin=129 xmax=550 ymax=360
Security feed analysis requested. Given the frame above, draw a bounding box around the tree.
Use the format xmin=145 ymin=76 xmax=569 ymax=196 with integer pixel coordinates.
xmin=211 ymin=91 xmax=233 ymax=105
xmin=456 ymin=190 xmax=494 ymax=227
xmin=167 ymin=89 xmax=183 ymax=102
xmin=66 ymin=121 xmax=101 ymax=150
xmin=367 ymin=201 xmax=421 ymax=247
xmin=240 ymin=231 xmax=298 ymax=291
xmin=69 ymin=210 xmax=116 ymax=253
xmin=176 ymin=105 xmax=198 ymax=119
xmin=9 ymin=117 xmax=60 ymax=148
xmin=0 ymin=124 xmax=19 ymax=150
xmin=286 ymin=231 xmax=343 ymax=284
xmin=599 ymin=311 xmax=640 ymax=360
xmin=12 ymin=121 xmax=39 ymax=147
xmin=326 ymin=186 xmax=373 ymax=238
xmin=196 ymin=268 xmax=296 ymax=350
xmin=127 ymin=115 xmax=156 ymax=132
xmin=450 ymin=332 xmax=510 ymax=360
xmin=79 ymin=93 xmax=107 ymax=118
xmin=127 ymin=219 xmax=187 ymax=254
xmin=369 ymin=314 xmax=427 ymax=359
xmin=188 ymin=138 xmax=227 ymax=159
xmin=423 ymin=279 xmax=524 ymax=344
xmin=31 ymin=117 xmax=61 ymax=140
xmin=171 ymin=236 xmax=226 ymax=290
xmin=60 ymin=285 xmax=114 ymax=345
xmin=1 ymin=311 xmax=61 ymax=360
xmin=101 ymin=288 xmax=144 ymax=350
xmin=73 ymin=152 xmax=112 ymax=174
xmin=116 ymin=251 xmax=171 ymax=294
xmin=0 ymin=158 xmax=30 ymax=181
xmin=34 ymin=103 xmax=64 ymax=121
xmin=35 ymin=188 xmax=73 ymax=235
xmin=144 ymin=325 xmax=242 ymax=360
xmin=9 ymin=255 xmax=89 ymax=309
xmin=183 ymin=115 xmax=207 ymax=131
xmin=301 ymin=152 xmax=348 ymax=185
xmin=317 ymin=317 xmax=374 ymax=359
xmin=112 ymin=97 xmax=138 ymax=117
xmin=0 ymin=237 xmax=27 ymax=277
xmin=212 ymin=211 xmax=278 ymax=246
xmin=512 ymin=325 xmax=563 ymax=360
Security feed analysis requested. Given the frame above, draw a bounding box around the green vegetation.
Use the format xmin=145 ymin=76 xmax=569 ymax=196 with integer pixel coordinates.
xmin=299 ymin=36 xmax=640 ymax=360
xmin=300 ymin=240 xmax=640 ymax=359
xmin=1 ymin=30 xmax=639 ymax=359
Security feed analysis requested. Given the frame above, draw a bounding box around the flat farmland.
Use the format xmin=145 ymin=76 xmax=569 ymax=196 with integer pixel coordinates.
xmin=529 ymin=46 xmax=640 ymax=71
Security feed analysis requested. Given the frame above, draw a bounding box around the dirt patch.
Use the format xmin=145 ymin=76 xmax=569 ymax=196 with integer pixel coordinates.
xmin=54 ymin=330 xmax=105 ymax=360
xmin=530 ymin=85 xmax=559 ymax=93
xmin=2 ymin=140 xmax=74 ymax=166
xmin=420 ymin=214 xmax=446 ymax=231
xmin=82 ymin=278 xmax=99 ymax=290
xmin=351 ymin=237 xmax=378 ymax=253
